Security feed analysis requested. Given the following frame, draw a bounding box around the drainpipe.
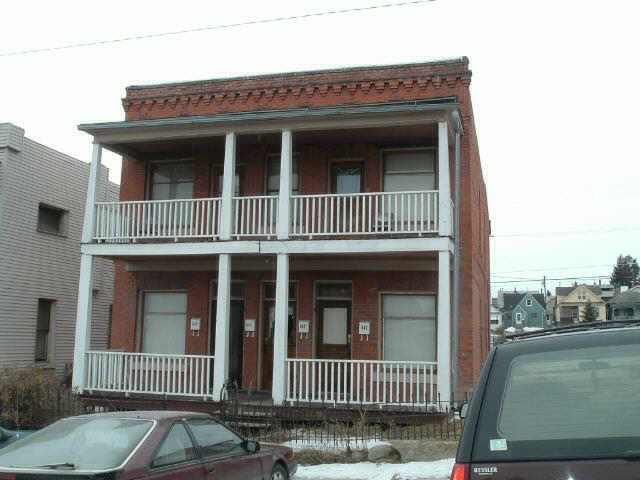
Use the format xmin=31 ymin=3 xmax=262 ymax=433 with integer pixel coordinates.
xmin=451 ymin=129 xmax=462 ymax=402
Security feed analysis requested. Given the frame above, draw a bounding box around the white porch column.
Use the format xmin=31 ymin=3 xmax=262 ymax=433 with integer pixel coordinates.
xmin=72 ymin=142 xmax=102 ymax=392
xmin=212 ymin=254 xmax=232 ymax=400
xmin=276 ymin=129 xmax=292 ymax=240
xmin=219 ymin=132 xmax=237 ymax=240
xmin=271 ymin=253 xmax=289 ymax=404
xmin=437 ymin=250 xmax=452 ymax=409
xmin=438 ymin=121 xmax=452 ymax=237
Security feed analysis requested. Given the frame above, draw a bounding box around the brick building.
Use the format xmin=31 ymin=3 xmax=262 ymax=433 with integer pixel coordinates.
xmin=72 ymin=57 xmax=490 ymax=410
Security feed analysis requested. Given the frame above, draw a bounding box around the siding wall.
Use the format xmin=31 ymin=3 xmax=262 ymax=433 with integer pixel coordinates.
xmin=0 ymin=126 xmax=118 ymax=376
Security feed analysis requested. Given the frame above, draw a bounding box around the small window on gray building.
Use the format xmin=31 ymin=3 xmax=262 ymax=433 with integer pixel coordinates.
xmin=37 ymin=204 xmax=66 ymax=235
xmin=36 ymin=299 xmax=54 ymax=362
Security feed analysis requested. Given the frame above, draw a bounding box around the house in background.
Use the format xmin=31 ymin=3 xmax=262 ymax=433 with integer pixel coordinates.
xmin=553 ymin=284 xmax=606 ymax=325
xmin=609 ymin=286 xmax=640 ymax=321
xmin=72 ymin=58 xmax=490 ymax=410
xmin=500 ymin=291 xmax=546 ymax=333
xmin=0 ymin=123 xmax=117 ymax=377
xmin=489 ymin=300 xmax=502 ymax=347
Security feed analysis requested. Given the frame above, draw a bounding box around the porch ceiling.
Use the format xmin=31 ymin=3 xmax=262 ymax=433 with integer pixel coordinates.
xmin=78 ymin=99 xmax=462 ymax=158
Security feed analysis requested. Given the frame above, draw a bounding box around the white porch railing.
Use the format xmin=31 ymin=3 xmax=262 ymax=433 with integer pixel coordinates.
xmin=94 ymin=198 xmax=221 ymax=242
xmin=285 ymin=359 xmax=438 ymax=406
xmin=290 ymin=190 xmax=438 ymax=237
xmin=233 ymin=195 xmax=278 ymax=238
xmin=85 ymin=351 xmax=214 ymax=398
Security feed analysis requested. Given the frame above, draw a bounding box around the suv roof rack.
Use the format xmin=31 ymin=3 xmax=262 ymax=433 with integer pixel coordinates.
xmin=507 ymin=320 xmax=640 ymax=341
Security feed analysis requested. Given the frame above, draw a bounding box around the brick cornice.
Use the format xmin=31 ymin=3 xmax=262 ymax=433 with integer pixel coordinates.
xmin=122 ymin=59 xmax=472 ymax=120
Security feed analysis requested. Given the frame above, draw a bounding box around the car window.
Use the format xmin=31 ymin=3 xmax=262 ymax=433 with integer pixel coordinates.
xmin=153 ymin=423 xmax=197 ymax=468
xmin=187 ymin=420 xmax=244 ymax=457
xmin=472 ymin=331 xmax=640 ymax=462
xmin=0 ymin=417 xmax=153 ymax=471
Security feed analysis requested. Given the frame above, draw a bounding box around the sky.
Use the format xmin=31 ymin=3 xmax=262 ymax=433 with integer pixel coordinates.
xmin=1 ymin=0 xmax=638 ymax=296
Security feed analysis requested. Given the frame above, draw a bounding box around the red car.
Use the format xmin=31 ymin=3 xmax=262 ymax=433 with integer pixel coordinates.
xmin=0 ymin=411 xmax=296 ymax=480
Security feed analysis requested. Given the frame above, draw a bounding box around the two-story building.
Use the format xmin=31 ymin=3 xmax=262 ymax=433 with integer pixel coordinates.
xmin=71 ymin=58 xmax=490 ymax=411
xmin=553 ymin=284 xmax=606 ymax=325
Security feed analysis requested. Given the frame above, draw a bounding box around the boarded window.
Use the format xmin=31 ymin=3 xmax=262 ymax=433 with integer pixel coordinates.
xmin=142 ymin=292 xmax=187 ymax=354
xmin=383 ymin=294 xmax=436 ymax=362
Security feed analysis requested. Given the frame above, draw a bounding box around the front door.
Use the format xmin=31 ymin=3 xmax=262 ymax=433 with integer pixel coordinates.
xmin=210 ymin=299 xmax=245 ymax=389
xmin=317 ymin=300 xmax=351 ymax=360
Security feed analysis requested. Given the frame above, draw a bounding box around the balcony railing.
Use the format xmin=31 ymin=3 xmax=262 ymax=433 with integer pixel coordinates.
xmin=233 ymin=195 xmax=278 ymax=238
xmin=291 ymin=190 xmax=438 ymax=237
xmin=92 ymin=191 xmax=440 ymax=242
xmin=285 ymin=358 xmax=438 ymax=407
xmin=94 ymin=198 xmax=221 ymax=242
xmin=85 ymin=351 xmax=214 ymax=398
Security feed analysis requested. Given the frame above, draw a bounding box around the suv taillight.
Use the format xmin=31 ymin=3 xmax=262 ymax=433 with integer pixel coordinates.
xmin=450 ymin=463 xmax=469 ymax=480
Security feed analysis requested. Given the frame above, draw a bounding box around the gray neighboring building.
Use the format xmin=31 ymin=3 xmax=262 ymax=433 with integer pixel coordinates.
xmin=0 ymin=123 xmax=118 ymax=376
xmin=609 ymin=286 xmax=640 ymax=321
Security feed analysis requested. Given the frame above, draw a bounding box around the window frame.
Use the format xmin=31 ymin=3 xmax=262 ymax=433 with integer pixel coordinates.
xmin=35 ymin=299 xmax=55 ymax=363
xmin=37 ymin=203 xmax=68 ymax=237
xmin=146 ymin=159 xmax=195 ymax=201
xmin=329 ymin=160 xmax=364 ymax=194
xmin=185 ymin=418 xmax=246 ymax=460
xmin=139 ymin=290 xmax=188 ymax=355
xmin=265 ymin=153 xmax=299 ymax=196
xmin=380 ymin=292 xmax=437 ymax=363
xmin=380 ymin=147 xmax=437 ymax=192
xmin=150 ymin=421 xmax=200 ymax=470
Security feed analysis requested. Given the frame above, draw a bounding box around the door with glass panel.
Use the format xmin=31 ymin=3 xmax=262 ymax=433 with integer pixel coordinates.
xmin=330 ymin=162 xmax=363 ymax=233
xmin=382 ymin=149 xmax=436 ymax=232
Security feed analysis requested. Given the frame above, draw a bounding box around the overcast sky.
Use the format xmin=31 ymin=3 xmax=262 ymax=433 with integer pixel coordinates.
xmin=1 ymin=0 xmax=638 ymax=295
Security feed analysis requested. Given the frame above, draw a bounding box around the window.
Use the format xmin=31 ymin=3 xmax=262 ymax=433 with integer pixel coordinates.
xmin=317 ymin=283 xmax=352 ymax=300
xmin=472 ymin=341 xmax=640 ymax=462
xmin=515 ymin=312 xmax=523 ymax=324
xmin=383 ymin=149 xmax=436 ymax=192
xmin=37 ymin=204 xmax=66 ymax=235
xmin=331 ymin=162 xmax=363 ymax=194
xmin=526 ymin=298 xmax=533 ymax=306
xmin=266 ymin=154 xmax=298 ymax=195
xmin=142 ymin=292 xmax=187 ymax=354
xmin=187 ymin=419 xmax=244 ymax=458
xmin=149 ymin=162 xmax=194 ymax=200
xmin=0 ymin=417 xmax=153 ymax=471
xmin=491 ymin=317 xmax=500 ymax=325
xmin=383 ymin=294 xmax=436 ymax=362
xmin=153 ymin=424 xmax=197 ymax=468
xmin=212 ymin=165 xmax=241 ymax=196
xmin=263 ymin=283 xmax=297 ymax=346
xmin=35 ymin=299 xmax=53 ymax=362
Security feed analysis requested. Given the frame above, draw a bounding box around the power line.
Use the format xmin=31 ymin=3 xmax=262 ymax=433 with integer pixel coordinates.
xmin=493 ymin=264 xmax=612 ymax=275
xmin=0 ymin=0 xmax=436 ymax=57
xmin=491 ymin=226 xmax=640 ymax=239
xmin=491 ymin=274 xmax=610 ymax=285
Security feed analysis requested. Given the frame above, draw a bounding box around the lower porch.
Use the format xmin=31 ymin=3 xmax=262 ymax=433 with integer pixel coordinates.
xmin=75 ymin=252 xmax=452 ymax=411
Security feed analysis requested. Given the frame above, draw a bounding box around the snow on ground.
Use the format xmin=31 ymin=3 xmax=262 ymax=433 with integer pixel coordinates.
xmin=283 ymin=438 xmax=391 ymax=451
xmin=293 ymin=458 xmax=455 ymax=480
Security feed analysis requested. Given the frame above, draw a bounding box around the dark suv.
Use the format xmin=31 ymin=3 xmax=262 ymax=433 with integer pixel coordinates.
xmin=453 ymin=321 xmax=640 ymax=480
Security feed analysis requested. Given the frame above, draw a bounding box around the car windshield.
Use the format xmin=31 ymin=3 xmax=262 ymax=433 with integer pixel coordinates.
xmin=0 ymin=416 xmax=153 ymax=471
xmin=473 ymin=330 xmax=640 ymax=462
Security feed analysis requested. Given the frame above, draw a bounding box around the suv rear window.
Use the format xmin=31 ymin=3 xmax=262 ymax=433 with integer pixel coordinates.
xmin=472 ymin=330 xmax=640 ymax=462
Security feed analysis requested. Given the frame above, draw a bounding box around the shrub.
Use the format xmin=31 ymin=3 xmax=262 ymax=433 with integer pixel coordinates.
xmin=0 ymin=367 xmax=83 ymax=429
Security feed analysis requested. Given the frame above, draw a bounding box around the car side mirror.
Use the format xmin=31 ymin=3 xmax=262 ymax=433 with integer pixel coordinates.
xmin=459 ymin=402 xmax=469 ymax=420
xmin=244 ymin=440 xmax=260 ymax=453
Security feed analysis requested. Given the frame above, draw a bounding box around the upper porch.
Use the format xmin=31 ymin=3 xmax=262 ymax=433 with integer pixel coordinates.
xmin=79 ymin=99 xmax=462 ymax=256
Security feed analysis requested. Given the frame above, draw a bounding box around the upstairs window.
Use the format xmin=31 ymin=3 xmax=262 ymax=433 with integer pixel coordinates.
xmin=526 ymin=298 xmax=533 ymax=306
xmin=383 ymin=149 xmax=436 ymax=192
xmin=331 ymin=162 xmax=363 ymax=194
xmin=266 ymin=154 xmax=299 ymax=195
xmin=38 ymin=204 xmax=66 ymax=235
xmin=149 ymin=162 xmax=194 ymax=200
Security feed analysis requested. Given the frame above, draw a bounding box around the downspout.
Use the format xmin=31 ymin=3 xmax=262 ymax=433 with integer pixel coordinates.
xmin=451 ymin=128 xmax=462 ymax=402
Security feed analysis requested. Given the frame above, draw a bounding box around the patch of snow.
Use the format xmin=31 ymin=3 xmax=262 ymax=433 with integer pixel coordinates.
xmin=522 ymin=327 xmax=543 ymax=332
xmin=283 ymin=438 xmax=391 ymax=452
xmin=293 ymin=459 xmax=455 ymax=480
